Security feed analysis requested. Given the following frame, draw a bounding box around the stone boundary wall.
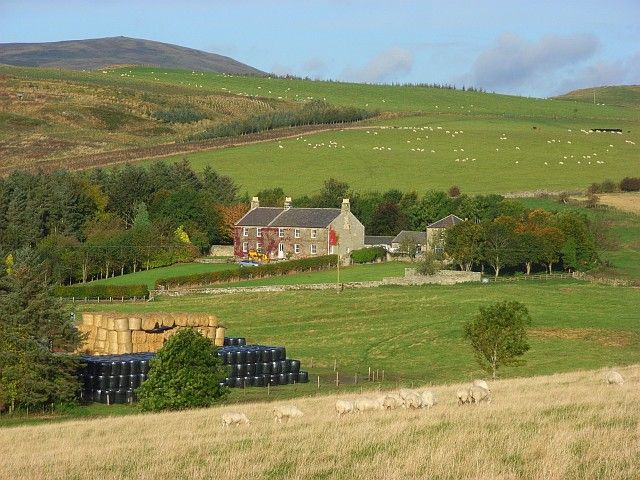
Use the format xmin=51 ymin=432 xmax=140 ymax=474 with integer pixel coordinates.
xmin=152 ymin=269 xmax=481 ymax=297
xmin=78 ymin=312 xmax=225 ymax=355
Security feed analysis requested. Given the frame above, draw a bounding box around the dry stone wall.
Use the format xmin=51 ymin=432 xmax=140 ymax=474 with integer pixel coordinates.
xmin=78 ymin=312 xmax=225 ymax=355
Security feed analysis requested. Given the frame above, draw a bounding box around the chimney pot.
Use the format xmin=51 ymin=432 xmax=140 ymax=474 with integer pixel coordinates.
xmin=284 ymin=197 xmax=292 ymax=209
xmin=341 ymin=198 xmax=350 ymax=213
xmin=250 ymin=197 xmax=260 ymax=210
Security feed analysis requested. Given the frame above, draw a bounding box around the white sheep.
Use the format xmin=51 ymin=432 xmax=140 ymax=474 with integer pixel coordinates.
xmin=354 ymin=397 xmax=382 ymax=413
xmin=605 ymin=370 xmax=624 ymax=386
xmin=221 ymin=412 xmax=249 ymax=427
xmin=398 ymin=388 xmax=418 ymax=401
xmin=419 ymin=390 xmax=436 ymax=408
xmin=472 ymin=379 xmax=490 ymax=392
xmin=382 ymin=393 xmax=404 ymax=410
xmin=404 ymin=392 xmax=423 ymax=409
xmin=457 ymin=388 xmax=470 ymax=405
xmin=469 ymin=385 xmax=491 ymax=404
xmin=273 ymin=405 xmax=304 ymax=423
xmin=335 ymin=399 xmax=354 ymax=417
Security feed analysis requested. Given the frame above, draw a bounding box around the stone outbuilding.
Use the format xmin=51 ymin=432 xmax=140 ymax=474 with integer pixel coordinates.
xmin=426 ymin=214 xmax=464 ymax=253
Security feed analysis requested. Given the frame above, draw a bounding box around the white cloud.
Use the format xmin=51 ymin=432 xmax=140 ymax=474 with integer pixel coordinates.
xmin=342 ymin=47 xmax=413 ymax=83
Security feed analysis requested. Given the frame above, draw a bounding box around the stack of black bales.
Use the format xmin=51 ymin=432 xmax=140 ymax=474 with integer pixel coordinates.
xmin=78 ymin=353 xmax=153 ymax=404
xmin=218 ymin=337 xmax=309 ymax=388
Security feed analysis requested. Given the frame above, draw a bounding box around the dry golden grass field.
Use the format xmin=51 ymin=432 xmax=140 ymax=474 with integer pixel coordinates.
xmin=596 ymin=193 xmax=640 ymax=215
xmin=1 ymin=365 xmax=638 ymax=480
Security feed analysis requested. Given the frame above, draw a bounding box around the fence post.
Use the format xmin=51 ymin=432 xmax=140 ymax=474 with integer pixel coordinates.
xmin=317 ymin=375 xmax=320 ymax=389
xmin=335 ymin=371 xmax=339 ymax=386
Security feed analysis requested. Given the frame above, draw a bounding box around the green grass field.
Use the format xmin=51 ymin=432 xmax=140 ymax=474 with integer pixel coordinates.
xmin=157 ymin=114 xmax=640 ymax=196
xmin=87 ymin=262 xmax=238 ymax=288
xmin=80 ymin=281 xmax=640 ymax=388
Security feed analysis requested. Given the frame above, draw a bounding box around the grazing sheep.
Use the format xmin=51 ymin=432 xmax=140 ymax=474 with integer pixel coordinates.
xmin=457 ymin=388 xmax=470 ymax=405
xmin=605 ymin=371 xmax=624 ymax=386
xmin=273 ymin=405 xmax=304 ymax=423
xmin=419 ymin=390 xmax=436 ymax=408
xmin=398 ymin=388 xmax=419 ymax=401
xmin=469 ymin=385 xmax=491 ymax=404
xmin=404 ymin=392 xmax=423 ymax=409
xmin=473 ymin=379 xmax=490 ymax=392
xmin=335 ymin=400 xmax=354 ymax=417
xmin=221 ymin=412 xmax=249 ymax=427
xmin=382 ymin=393 xmax=404 ymax=410
xmin=354 ymin=397 xmax=382 ymax=413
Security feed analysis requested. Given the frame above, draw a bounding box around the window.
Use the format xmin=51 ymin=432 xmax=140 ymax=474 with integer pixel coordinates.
xmin=242 ymin=242 xmax=248 ymax=253
xmin=294 ymin=244 xmax=300 ymax=254
xmin=294 ymin=228 xmax=300 ymax=238
xmin=256 ymin=242 xmax=262 ymax=253
xmin=278 ymin=228 xmax=285 ymax=238
xmin=256 ymin=227 xmax=262 ymax=237
xmin=242 ymin=227 xmax=248 ymax=237
xmin=310 ymin=244 xmax=317 ymax=255
xmin=311 ymin=229 xmax=317 ymax=238
xmin=278 ymin=243 xmax=285 ymax=254
xmin=330 ymin=245 xmax=335 ymax=254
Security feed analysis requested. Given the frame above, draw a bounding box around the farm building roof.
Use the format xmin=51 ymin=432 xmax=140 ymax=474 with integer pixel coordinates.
xmin=426 ymin=214 xmax=464 ymax=229
xmin=392 ymin=231 xmax=427 ymax=245
xmin=235 ymin=207 xmax=341 ymax=228
xmin=364 ymin=235 xmax=394 ymax=246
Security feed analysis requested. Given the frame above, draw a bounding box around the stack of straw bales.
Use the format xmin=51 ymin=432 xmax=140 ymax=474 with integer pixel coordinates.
xmin=77 ymin=312 xmax=225 ymax=355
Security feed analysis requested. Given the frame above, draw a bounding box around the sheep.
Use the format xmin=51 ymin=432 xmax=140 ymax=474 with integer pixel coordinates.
xmin=419 ymin=390 xmax=436 ymax=408
xmin=404 ymin=392 xmax=423 ymax=409
xmin=473 ymin=379 xmax=490 ymax=392
xmin=221 ymin=412 xmax=249 ymax=427
xmin=605 ymin=370 xmax=624 ymax=386
xmin=398 ymin=388 xmax=418 ymax=401
xmin=469 ymin=385 xmax=491 ymax=404
xmin=335 ymin=399 xmax=354 ymax=417
xmin=457 ymin=388 xmax=470 ymax=405
xmin=273 ymin=405 xmax=304 ymax=423
xmin=382 ymin=393 xmax=404 ymax=410
xmin=354 ymin=397 xmax=382 ymax=413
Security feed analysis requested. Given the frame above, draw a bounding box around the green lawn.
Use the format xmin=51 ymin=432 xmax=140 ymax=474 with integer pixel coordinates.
xmin=155 ymin=115 xmax=640 ymax=196
xmin=80 ymin=281 xmax=640 ymax=388
xmin=87 ymin=262 xmax=238 ymax=288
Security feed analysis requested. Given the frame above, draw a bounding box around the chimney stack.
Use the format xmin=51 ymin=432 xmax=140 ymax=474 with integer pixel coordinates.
xmin=341 ymin=198 xmax=350 ymax=213
xmin=250 ymin=197 xmax=260 ymax=210
xmin=284 ymin=197 xmax=292 ymax=210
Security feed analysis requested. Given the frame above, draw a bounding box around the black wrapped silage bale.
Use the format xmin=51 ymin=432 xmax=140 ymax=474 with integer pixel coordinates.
xmin=129 ymin=374 xmax=140 ymax=389
xmin=287 ymin=373 xmax=297 ymax=384
xmin=269 ymin=374 xmax=280 ymax=385
xmin=114 ymin=390 xmax=127 ymax=404
xmin=279 ymin=360 xmax=288 ymax=373
xmin=120 ymin=360 xmax=131 ymax=376
xmin=253 ymin=375 xmax=265 ymax=387
xmin=236 ymin=350 xmax=247 ymax=364
xmin=129 ymin=359 xmax=141 ymax=375
xmin=288 ymin=360 xmax=301 ymax=374
xmin=297 ymin=371 xmax=309 ymax=383
xmin=278 ymin=373 xmax=288 ymax=385
xmin=246 ymin=363 xmax=256 ymax=375
xmin=261 ymin=362 xmax=272 ymax=375
xmin=110 ymin=361 xmax=121 ymax=377
xmin=108 ymin=376 xmax=119 ymax=390
xmin=118 ymin=375 xmax=129 ymax=389
xmin=259 ymin=349 xmax=272 ymax=363
xmin=246 ymin=350 xmax=257 ymax=364
xmin=270 ymin=361 xmax=281 ymax=374
xmin=139 ymin=359 xmax=150 ymax=374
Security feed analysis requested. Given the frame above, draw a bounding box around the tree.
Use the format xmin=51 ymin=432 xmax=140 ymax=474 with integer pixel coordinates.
xmin=136 ymin=329 xmax=228 ymax=411
xmin=481 ymin=217 xmax=520 ymax=278
xmin=445 ymin=221 xmax=484 ymax=271
xmin=370 ymin=202 xmax=408 ymax=236
xmin=464 ymin=301 xmax=532 ymax=379
xmin=314 ymin=178 xmax=350 ymax=208
xmin=0 ymin=257 xmax=82 ymax=412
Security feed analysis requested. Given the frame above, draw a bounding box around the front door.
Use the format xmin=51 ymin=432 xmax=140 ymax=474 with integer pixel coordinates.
xmin=278 ymin=243 xmax=285 ymax=258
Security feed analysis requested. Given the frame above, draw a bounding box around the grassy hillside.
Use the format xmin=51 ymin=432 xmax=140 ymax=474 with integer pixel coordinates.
xmin=159 ymin=114 xmax=640 ymax=195
xmin=557 ymin=85 xmax=640 ymax=109
xmin=81 ymin=281 xmax=640 ymax=386
xmin=2 ymin=365 xmax=638 ymax=479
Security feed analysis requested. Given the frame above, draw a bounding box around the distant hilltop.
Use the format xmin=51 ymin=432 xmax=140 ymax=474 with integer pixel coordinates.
xmin=0 ymin=36 xmax=265 ymax=75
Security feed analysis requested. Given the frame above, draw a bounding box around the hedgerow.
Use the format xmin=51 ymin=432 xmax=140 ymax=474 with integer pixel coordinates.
xmin=155 ymin=255 xmax=338 ymax=289
xmin=54 ymin=284 xmax=149 ymax=299
xmin=350 ymin=246 xmax=387 ymax=264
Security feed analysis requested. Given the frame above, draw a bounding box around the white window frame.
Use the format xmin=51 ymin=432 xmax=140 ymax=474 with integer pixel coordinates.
xmin=278 ymin=228 xmax=285 ymax=238
xmin=278 ymin=243 xmax=285 ymax=253
xmin=256 ymin=227 xmax=262 ymax=237
xmin=294 ymin=228 xmax=300 ymax=238
xmin=242 ymin=242 xmax=248 ymax=253
xmin=242 ymin=227 xmax=249 ymax=237
xmin=294 ymin=244 xmax=300 ymax=254
xmin=310 ymin=244 xmax=317 ymax=255
xmin=330 ymin=245 xmax=335 ymax=254
xmin=256 ymin=242 xmax=263 ymax=253
xmin=311 ymin=229 xmax=317 ymax=239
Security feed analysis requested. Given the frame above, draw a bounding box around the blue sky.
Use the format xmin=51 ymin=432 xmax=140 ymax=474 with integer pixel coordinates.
xmin=1 ymin=0 xmax=638 ymax=97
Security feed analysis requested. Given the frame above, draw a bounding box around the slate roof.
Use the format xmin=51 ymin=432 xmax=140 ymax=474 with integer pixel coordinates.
xmin=426 ymin=214 xmax=464 ymax=229
xmin=392 ymin=231 xmax=427 ymax=244
xmin=364 ymin=235 xmax=394 ymax=246
xmin=235 ymin=207 xmax=341 ymax=228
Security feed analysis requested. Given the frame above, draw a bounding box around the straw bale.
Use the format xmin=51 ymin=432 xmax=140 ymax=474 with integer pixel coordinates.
xmin=92 ymin=314 xmax=103 ymax=328
xmin=128 ymin=317 xmax=142 ymax=330
xmin=142 ymin=317 xmax=156 ymax=330
xmin=117 ymin=343 xmax=133 ymax=354
xmin=117 ymin=331 xmax=132 ymax=344
xmin=132 ymin=331 xmax=146 ymax=345
xmin=175 ymin=314 xmax=188 ymax=327
xmin=107 ymin=331 xmax=118 ymax=345
xmin=107 ymin=343 xmax=119 ymax=355
xmin=160 ymin=315 xmax=174 ymax=327
xmin=97 ymin=328 xmax=108 ymax=341
xmin=106 ymin=317 xmax=115 ymax=330
xmin=94 ymin=340 xmax=106 ymax=352
xmin=81 ymin=313 xmax=94 ymax=326
xmin=114 ymin=318 xmax=129 ymax=331
xmin=207 ymin=315 xmax=219 ymax=327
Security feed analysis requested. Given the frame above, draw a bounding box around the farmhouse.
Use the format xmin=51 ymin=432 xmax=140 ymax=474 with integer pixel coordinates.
xmin=390 ymin=231 xmax=427 ymax=253
xmin=426 ymin=214 xmax=464 ymax=253
xmin=234 ymin=197 xmax=365 ymax=260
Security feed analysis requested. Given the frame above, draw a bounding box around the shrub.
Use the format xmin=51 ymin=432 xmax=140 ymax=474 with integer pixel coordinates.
xmin=351 ymin=246 xmax=387 ymax=264
xmin=156 ymin=255 xmax=338 ymax=289
xmin=153 ymin=108 xmax=207 ymax=124
xmin=416 ymin=252 xmax=440 ymax=275
xmin=53 ymin=284 xmax=149 ymax=299
xmin=620 ymin=177 xmax=640 ymax=192
xmin=137 ymin=329 xmax=228 ymax=411
xmin=448 ymin=185 xmax=461 ymax=198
